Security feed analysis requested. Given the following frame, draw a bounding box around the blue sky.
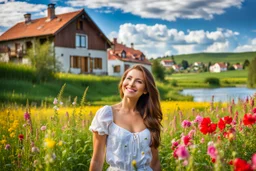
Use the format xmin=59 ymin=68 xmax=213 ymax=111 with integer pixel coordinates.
xmin=0 ymin=0 xmax=255 ymax=58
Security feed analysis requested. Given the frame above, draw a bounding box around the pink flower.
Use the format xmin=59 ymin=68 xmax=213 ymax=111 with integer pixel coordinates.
xmin=188 ymin=130 xmax=195 ymax=138
xmin=53 ymin=98 xmax=58 ymax=105
xmin=200 ymin=138 xmax=205 ymax=143
xmin=171 ymin=141 xmax=179 ymax=150
xmin=41 ymin=126 xmax=47 ymax=131
xmin=5 ymin=144 xmax=11 ymax=150
xmin=176 ymin=145 xmax=189 ymax=159
xmin=194 ymin=115 xmax=203 ymax=124
xmin=24 ymin=112 xmax=30 ymax=121
xmin=252 ymin=153 xmax=256 ymax=170
xmin=207 ymin=145 xmax=217 ymax=160
xmin=182 ymin=120 xmax=191 ymax=128
xmin=31 ymin=147 xmax=39 ymax=153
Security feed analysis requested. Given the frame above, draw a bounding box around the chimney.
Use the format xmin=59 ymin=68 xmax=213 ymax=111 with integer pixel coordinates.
xmin=131 ymin=42 xmax=134 ymax=49
xmin=24 ymin=13 xmax=31 ymax=24
xmin=113 ymin=38 xmax=117 ymax=44
xmin=47 ymin=3 xmax=56 ymax=21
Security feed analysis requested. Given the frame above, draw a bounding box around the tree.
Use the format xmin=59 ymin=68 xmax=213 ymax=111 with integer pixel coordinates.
xmin=181 ymin=60 xmax=189 ymax=69
xmin=248 ymin=57 xmax=256 ymax=87
xmin=207 ymin=62 xmax=212 ymax=72
xmin=243 ymin=59 xmax=250 ymax=69
xmin=171 ymin=55 xmax=176 ymax=64
xmin=152 ymin=60 xmax=165 ymax=81
xmin=25 ymin=40 xmax=60 ymax=82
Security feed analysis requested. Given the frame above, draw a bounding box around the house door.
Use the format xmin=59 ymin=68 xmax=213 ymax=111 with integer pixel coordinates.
xmin=81 ymin=57 xmax=88 ymax=73
xmin=90 ymin=57 xmax=93 ymax=73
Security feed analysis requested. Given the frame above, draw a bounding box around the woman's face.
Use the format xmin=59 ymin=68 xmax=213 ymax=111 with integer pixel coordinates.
xmin=122 ymin=69 xmax=146 ymax=99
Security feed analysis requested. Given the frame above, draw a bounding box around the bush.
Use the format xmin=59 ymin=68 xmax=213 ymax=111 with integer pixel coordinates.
xmin=204 ymin=77 xmax=220 ymax=86
xmin=152 ymin=60 xmax=165 ymax=81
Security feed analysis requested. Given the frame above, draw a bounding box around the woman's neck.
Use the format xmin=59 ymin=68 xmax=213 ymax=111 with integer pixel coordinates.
xmin=120 ymin=97 xmax=138 ymax=113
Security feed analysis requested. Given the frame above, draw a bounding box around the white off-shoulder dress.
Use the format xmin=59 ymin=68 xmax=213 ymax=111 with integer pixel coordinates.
xmin=89 ymin=105 xmax=153 ymax=171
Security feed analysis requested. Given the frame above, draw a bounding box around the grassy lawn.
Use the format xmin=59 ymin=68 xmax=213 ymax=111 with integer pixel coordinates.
xmin=166 ymin=70 xmax=248 ymax=87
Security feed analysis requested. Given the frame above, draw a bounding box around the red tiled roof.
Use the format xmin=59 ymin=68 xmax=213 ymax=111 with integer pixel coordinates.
xmin=161 ymin=60 xmax=173 ymax=64
xmin=216 ymin=62 xmax=227 ymax=68
xmin=0 ymin=10 xmax=83 ymax=41
xmin=108 ymin=41 xmax=151 ymax=65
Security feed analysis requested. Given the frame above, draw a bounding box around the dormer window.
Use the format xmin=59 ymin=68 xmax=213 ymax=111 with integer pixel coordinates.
xmin=140 ymin=54 xmax=145 ymax=61
xmin=121 ymin=50 xmax=126 ymax=58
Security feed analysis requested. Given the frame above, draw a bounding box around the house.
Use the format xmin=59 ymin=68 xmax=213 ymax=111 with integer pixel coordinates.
xmin=193 ymin=62 xmax=203 ymax=71
xmin=172 ymin=65 xmax=181 ymax=72
xmin=0 ymin=3 xmax=111 ymax=75
xmin=209 ymin=62 xmax=227 ymax=73
xmin=108 ymin=38 xmax=151 ymax=76
xmin=160 ymin=60 xmax=174 ymax=68
xmin=233 ymin=64 xmax=243 ymax=70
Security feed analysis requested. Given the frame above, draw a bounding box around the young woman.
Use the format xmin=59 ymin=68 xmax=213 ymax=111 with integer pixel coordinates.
xmin=89 ymin=65 xmax=162 ymax=171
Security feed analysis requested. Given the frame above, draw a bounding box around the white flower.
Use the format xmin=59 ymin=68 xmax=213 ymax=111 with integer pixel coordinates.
xmin=59 ymin=101 xmax=63 ymax=105
xmin=53 ymin=106 xmax=59 ymax=110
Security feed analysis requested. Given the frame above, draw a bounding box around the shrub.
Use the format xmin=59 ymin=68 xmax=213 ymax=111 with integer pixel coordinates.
xmin=204 ymin=77 xmax=220 ymax=86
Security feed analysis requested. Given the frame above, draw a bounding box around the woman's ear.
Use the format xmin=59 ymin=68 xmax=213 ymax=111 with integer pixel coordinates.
xmin=143 ymin=92 xmax=147 ymax=94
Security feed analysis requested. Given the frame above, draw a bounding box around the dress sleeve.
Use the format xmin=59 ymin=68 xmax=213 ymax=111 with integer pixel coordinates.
xmin=89 ymin=106 xmax=112 ymax=135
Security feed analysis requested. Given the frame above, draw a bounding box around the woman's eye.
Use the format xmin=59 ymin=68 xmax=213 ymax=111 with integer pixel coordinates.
xmin=126 ymin=77 xmax=131 ymax=80
xmin=137 ymin=80 xmax=143 ymax=84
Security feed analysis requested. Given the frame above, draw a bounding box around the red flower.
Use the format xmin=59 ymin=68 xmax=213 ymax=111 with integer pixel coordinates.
xmin=223 ymin=116 xmax=233 ymax=124
xmin=252 ymin=107 xmax=256 ymax=114
xmin=211 ymin=158 xmax=216 ymax=163
xmin=218 ymin=116 xmax=233 ymax=131
xmin=199 ymin=117 xmax=217 ymax=134
xmin=218 ymin=119 xmax=226 ymax=131
xmin=234 ymin=158 xmax=253 ymax=171
xmin=18 ymin=134 xmax=24 ymax=141
xmin=243 ymin=114 xmax=256 ymax=126
xmin=182 ymin=135 xmax=191 ymax=146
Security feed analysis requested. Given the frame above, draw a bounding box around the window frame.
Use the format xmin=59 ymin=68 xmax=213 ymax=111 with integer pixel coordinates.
xmin=76 ymin=34 xmax=87 ymax=48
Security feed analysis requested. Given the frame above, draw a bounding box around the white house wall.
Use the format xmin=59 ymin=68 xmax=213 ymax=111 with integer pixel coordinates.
xmin=55 ymin=46 xmax=108 ymax=75
xmin=108 ymin=60 xmax=152 ymax=76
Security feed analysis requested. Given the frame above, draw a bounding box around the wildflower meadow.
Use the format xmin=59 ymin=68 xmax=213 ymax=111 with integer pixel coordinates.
xmin=0 ymin=85 xmax=256 ymax=171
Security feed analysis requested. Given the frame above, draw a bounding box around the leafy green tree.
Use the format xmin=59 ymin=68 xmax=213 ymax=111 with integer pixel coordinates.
xmin=243 ymin=59 xmax=250 ymax=69
xmin=171 ymin=55 xmax=176 ymax=64
xmin=152 ymin=60 xmax=165 ymax=81
xmin=181 ymin=60 xmax=189 ymax=69
xmin=248 ymin=57 xmax=256 ymax=87
xmin=25 ymin=40 xmax=60 ymax=82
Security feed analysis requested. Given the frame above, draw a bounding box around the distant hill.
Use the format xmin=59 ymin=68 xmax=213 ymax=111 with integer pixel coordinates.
xmin=155 ymin=51 xmax=256 ymax=65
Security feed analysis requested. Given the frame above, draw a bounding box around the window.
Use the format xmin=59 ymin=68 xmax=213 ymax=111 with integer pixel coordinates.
xmin=114 ymin=65 xmax=120 ymax=73
xmin=94 ymin=58 xmax=102 ymax=69
xmin=39 ymin=38 xmax=47 ymax=44
xmin=76 ymin=20 xmax=83 ymax=30
xmin=76 ymin=34 xmax=87 ymax=48
xmin=121 ymin=51 xmax=126 ymax=58
xmin=124 ymin=64 xmax=130 ymax=71
xmin=70 ymin=56 xmax=80 ymax=68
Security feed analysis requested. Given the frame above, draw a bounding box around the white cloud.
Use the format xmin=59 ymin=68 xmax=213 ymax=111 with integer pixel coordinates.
xmin=109 ymin=23 xmax=240 ymax=57
xmin=67 ymin=0 xmax=244 ymax=21
xmin=234 ymin=38 xmax=256 ymax=52
xmin=204 ymin=41 xmax=230 ymax=52
xmin=0 ymin=1 xmax=79 ymax=33
xmin=0 ymin=2 xmax=46 ymax=27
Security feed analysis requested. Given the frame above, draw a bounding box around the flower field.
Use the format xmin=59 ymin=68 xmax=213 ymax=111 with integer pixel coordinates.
xmin=0 ymin=93 xmax=256 ymax=170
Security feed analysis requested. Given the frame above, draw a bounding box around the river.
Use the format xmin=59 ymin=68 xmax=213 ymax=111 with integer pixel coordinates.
xmin=180 ymin=87 xmax=256 ymax=102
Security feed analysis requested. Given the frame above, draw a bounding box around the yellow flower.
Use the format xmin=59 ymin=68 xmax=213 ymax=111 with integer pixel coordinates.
xmin=10 ymin=132 xmax=15 ymax=138
xmin=0 ymin=139 xmax=7 ymax=145
xmin=132 ymin=160 xmax=137 ymax=167
xmin=44 ymin=138 xmax=56 ymax=148
xmin=58 ymin=141 xmax=63 ymax=146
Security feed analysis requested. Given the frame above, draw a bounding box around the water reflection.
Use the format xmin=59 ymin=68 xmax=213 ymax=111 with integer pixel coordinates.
xmin=181 ymin=87 xmax=256 ymax=102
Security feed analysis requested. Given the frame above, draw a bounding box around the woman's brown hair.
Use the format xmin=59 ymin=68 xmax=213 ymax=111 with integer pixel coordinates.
xmin=119 ymin=64 xmax=163 ymax=148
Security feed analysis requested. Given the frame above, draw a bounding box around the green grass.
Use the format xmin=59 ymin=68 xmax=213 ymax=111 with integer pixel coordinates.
xmin=0 ymin=63 xmax=250 ymax=105
xmin=166 ymin=70 xmax=248 ymax=87
xmin=158 ymin=52 xmax=256 ymax=65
